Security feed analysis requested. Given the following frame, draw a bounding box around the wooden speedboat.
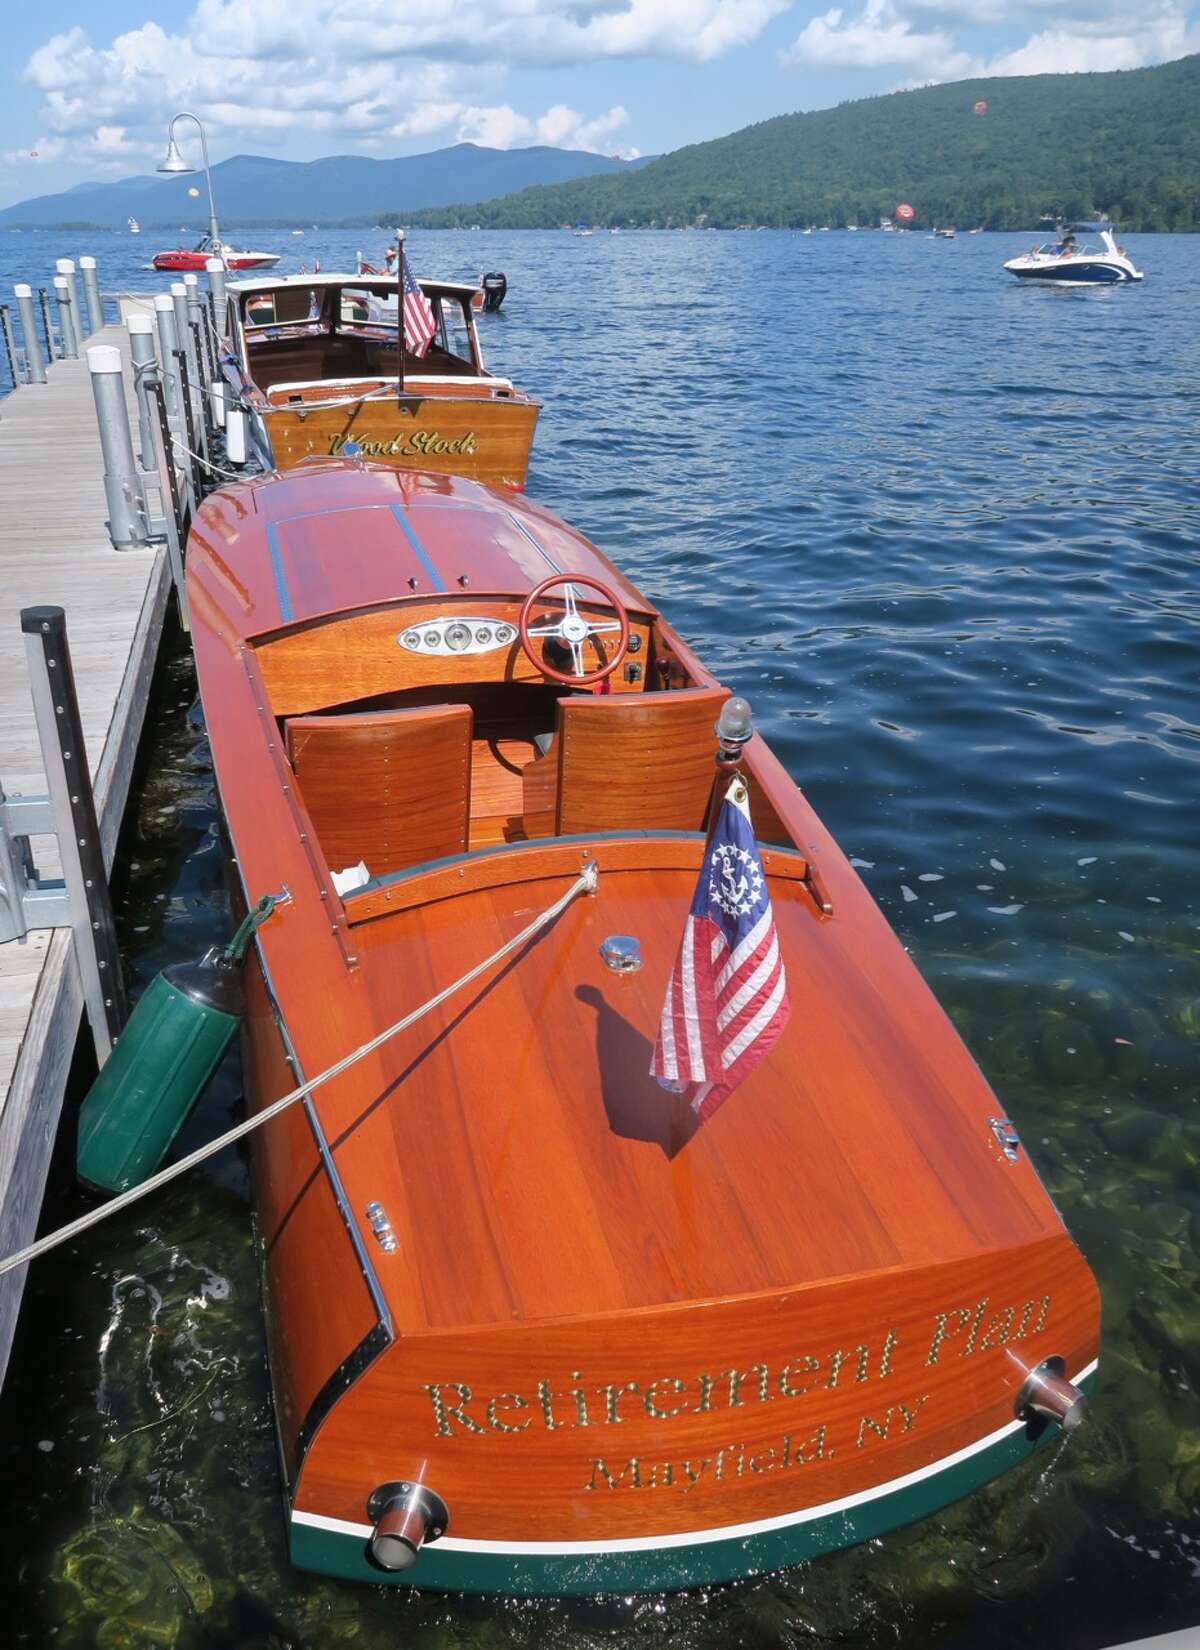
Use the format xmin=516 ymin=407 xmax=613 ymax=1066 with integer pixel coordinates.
xmin=221 ymin=273 xmax=539 ymax=489
xmin=186 ymin=459 xmax=1099 ymax=1596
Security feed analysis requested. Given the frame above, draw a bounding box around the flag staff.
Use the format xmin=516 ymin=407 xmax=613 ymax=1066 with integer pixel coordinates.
xmin=396 ymin=226 xmax=405 ymax=406
xmin=705 ymin=696 xmax=754 ymax=829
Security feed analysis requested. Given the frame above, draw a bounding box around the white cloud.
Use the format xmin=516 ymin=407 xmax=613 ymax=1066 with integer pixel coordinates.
xmin=11 ymin=0 xmax=778 ymax=188
xmin=784 ymin=0 xmax=973 ymax=74
xmin=188 ymin=0 xmax=789 ymax=68
xmin=781 ymin=0 xmax=1199 ymax=79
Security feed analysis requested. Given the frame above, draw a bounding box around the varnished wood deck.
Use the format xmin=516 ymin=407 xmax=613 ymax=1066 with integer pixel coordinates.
xmin=0 ymin=310 xmax=172 ymax=1384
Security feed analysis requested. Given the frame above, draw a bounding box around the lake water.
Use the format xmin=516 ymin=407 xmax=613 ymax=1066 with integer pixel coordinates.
xmin=1 ymin=227 xmax=1198 ymax=1649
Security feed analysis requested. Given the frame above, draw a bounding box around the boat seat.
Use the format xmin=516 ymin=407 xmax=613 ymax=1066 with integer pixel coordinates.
xmin=286 ymin=705 xmax=472 ymax=878
xmin=524 ymin=686 xmax=730 ymax=837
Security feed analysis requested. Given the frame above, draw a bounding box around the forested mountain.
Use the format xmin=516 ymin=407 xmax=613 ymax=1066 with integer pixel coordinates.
xmin=409 ymin=56 xmax=1200 ymax=232
xmin=0 ymin=144 xmax=651 ymax=229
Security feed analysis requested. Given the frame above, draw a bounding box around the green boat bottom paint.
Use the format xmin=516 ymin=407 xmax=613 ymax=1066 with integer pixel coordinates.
xmin=287 ymin=1360 xmax=1097 ymax=1596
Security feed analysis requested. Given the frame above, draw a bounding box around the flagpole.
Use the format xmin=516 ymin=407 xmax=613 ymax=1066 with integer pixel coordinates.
xmin=396 ymin=226 xmax=405 ymax=407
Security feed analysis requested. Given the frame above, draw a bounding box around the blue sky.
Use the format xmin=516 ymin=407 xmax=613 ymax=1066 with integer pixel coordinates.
xmin=2 ymin=0 xmax=1197 ymax=207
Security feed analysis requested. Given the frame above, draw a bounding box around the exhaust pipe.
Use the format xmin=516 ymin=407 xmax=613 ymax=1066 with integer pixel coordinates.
xmin=1014 ymin=1355 xmax=1087 ymax=1433
xmin=367 ymin=1481 xmax=449 ymax=1572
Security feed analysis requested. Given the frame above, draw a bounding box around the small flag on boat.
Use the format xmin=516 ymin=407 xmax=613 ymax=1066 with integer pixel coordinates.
xmin=401 ymin=248 xmax=436 ymax=359
xmin=651 ymin=777 xmax=790 ymax=1122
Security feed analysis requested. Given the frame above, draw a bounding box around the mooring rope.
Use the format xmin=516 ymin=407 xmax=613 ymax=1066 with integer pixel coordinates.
xmin=0 ymin=862 xmax=599 ymax=1279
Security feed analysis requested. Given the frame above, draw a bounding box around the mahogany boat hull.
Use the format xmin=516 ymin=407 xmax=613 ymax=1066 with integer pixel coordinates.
xmin=186 ymin=460 xmax=1101 ymax=1596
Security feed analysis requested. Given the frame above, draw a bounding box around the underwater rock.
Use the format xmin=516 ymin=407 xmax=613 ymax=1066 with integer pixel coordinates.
xmin=53 ymin=1511 xmax=213 ymax=1648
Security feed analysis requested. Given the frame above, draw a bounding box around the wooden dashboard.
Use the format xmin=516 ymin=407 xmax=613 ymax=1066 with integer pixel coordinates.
xmin=254 ymin=598 xmax=655 ymax=718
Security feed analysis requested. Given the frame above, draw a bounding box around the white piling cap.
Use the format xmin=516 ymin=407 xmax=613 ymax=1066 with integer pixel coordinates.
xmin=87 ymin=345 xmax=122 ymax=375
xmin=53 ymin=275 xmax=69 ymax=291
xmin=14 ymin=283 xmax=32 ymax=297
xmin=127 ymin=312 xmax=155 ymax=334
xmin=79 ymin=255 xmax=97 ymax=270
xmin=205 ymin=258 xmax=224 ymax=273
xmin=182 ymin=272 xmax=199 ymax=287
xmin=170 ymin=282 xmax=187 ymax=297
xmin=56 ymin=257 xmax=76 ymax=273
xmin=154 ymin=293 xmax=174 ymax=312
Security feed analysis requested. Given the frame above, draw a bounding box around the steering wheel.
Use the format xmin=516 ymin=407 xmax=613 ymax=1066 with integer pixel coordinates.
xmin=519 ymin=573 xmax=630 ymax=686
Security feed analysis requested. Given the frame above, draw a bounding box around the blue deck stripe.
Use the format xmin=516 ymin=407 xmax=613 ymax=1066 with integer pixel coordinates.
xmin=506 ymin=511 xmax=561 ymax=573
xmin=264 ymin=521 xmax=294 ymax=623
xmin=389 ymin=504 xmax=445 ymax=591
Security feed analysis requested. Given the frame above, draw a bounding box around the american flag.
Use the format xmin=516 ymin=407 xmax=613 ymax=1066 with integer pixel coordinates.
xmin=651 ymin=778 xmax=790 ymax=1121
xmin=400 ymin=246 xmax=437 ymax=359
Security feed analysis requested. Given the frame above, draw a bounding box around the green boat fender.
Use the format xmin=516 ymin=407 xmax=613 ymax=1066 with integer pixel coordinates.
xmin=76 ymin=894 xmax=279 ymax=1196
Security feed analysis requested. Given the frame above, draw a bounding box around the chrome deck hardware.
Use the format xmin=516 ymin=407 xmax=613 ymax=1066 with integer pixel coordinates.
xmin=600 ymin=934 xmax=642 ymax=972
xmin=990 ymin=1117 xmax=1021 ymax=1162
xmin=365 ymin=1201 xmax=398 ymax=1253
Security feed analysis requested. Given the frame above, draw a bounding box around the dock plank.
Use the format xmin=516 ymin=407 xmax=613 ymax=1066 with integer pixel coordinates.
xmin=0 ymin=312 xmax=172 ymax=1383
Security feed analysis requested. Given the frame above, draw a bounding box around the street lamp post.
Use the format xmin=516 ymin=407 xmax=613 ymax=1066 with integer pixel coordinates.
xmin=157 ymin=113 xmax=221 ymax=260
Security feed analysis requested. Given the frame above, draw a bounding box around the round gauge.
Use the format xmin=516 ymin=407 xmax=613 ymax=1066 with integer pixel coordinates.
xmin=400 ymin=631 xmax=420 ymax=650
xmin=423 ymin=631 xmax=441 ymax=648
xmin=495 ymin=624 xmax=515 ymax=644
xmin=446 ymin=623 xmax=471 ymax=651
xmin=474 ymin=625 xmax=494 ymax=645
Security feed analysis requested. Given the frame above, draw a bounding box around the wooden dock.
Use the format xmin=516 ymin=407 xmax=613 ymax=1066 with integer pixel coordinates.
xmin=0 ymin=306 xmax=172 ymax=1383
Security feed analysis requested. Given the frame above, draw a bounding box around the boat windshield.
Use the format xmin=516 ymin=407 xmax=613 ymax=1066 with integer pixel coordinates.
xmin=239 ymin=282 xmax=482 ymax=386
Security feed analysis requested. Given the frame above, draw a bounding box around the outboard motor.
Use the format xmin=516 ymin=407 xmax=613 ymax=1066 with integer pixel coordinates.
xmin=481 ymin=272 xmax=507 ymax=313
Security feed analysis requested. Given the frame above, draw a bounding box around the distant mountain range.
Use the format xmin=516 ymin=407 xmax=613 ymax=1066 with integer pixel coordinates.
xmin=410 ymin=55 xmax=1200 ymax=232
xmin=0 ymin=144 xmax=653 ymax=230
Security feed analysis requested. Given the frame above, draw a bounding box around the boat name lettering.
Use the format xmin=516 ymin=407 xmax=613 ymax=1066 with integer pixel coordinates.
xmin=328 ymin=430 xmax=478 ymax=459
xmin=583 ymin=1391 xmax=933 ymax=1494
xmin=422 ymin=1329 xmax=900 ymax=1439
xmin=585 ymin=1426 xmax=829 ymax=1494
xmin=925 ymin=1294 xmax=1049 ymax=1365
xmin=422 ymin=1292 xmax=1053 ymax=1441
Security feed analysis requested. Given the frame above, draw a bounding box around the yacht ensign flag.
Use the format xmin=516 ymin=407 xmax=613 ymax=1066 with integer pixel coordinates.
xmin=651 ymin=778 xmax=790 ymax=1120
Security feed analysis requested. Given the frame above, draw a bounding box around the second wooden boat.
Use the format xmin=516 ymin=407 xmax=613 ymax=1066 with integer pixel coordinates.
xmin=185 ymin=459 xmax=1099 ymax=1595
xmin=221 ymin=273 xmax=539 ymax=489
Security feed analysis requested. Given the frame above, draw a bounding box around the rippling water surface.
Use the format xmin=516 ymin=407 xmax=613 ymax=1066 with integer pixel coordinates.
xmin=2 ymin=228 xmax=1198 ymax=1648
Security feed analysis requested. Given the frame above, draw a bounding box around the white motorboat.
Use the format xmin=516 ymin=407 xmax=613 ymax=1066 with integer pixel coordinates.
xmin=128 ymin=216 xmax=140 ymax=234
xmin=1003 ymin=222 xmax=1143 ymax=285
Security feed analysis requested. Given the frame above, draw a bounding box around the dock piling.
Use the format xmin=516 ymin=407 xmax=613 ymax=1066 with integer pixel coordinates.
xmin=52 ymin=276 xmax=79 ymax=359
xmin=78 ymin=256 xmax=105 ymax=336
xmin=13 ymin=285 xmax=46 ymax=384
xmin=19 ymin=606 xmax=129 ymax=1060
xmin=54 ymin=259 xmax=82 ymax=337
xmin=87 ymin=345 xmax=149 ymax=549
xmin=142 ymin=376 xmax=190 ymax=631
xmin=126 ymin=312 xmax=160 ymax=471
xmin=205 ymin=257 xmax=228 ymax=337
xmin=0 ymin=306 xmax=20 ymax=389
xmin=153 ymin=293 xmax=182 ymax=425
xmin=183 ymin=275 xmax=216 ymax=446
xmin=37 ymin=287 xmax=57 ymax=362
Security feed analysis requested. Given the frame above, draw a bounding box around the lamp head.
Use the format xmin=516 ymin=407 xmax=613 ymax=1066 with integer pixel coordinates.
xmin=157 ymin=137 xmax=192 ymax=175
xmin=715 ymin=696 xmax=754 ymax=759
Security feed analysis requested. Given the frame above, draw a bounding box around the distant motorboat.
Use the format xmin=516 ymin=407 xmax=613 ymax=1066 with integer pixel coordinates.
xmin=127 ymin=216 xmax=140 ymax=234
xmin=846 ymin=224 xmax=858 ymax=232
xmin=153 ymin=234 xmax=281 ymax=273
xmin=880 ymin=219 xmax=894 ymax=232
xmin=292 ymin=228 xmax=304 ymax=236
xmin=934 ymin=227 xmax=956 ymax=239
xmin=1003 ymin=222 xmax=1143 ymax=284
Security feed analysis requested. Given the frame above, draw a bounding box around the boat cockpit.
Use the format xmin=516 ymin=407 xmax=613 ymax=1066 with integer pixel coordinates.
xmin=230 ymin=276 xmax=511 ymax=409
xmin=246 ymin=572 xmax=800 ymax=924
